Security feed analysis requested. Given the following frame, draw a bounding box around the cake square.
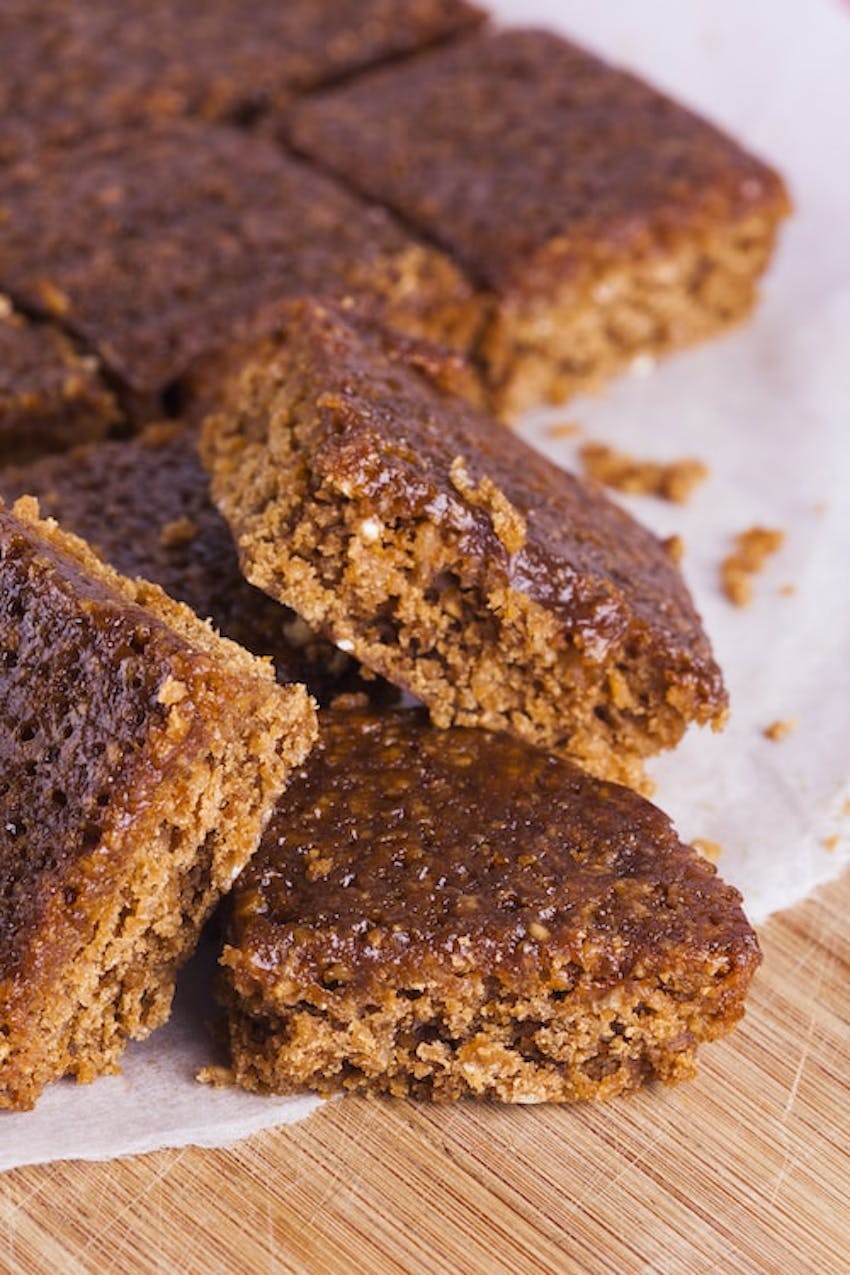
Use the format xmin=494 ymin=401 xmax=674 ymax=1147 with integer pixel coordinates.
xmin=288 ymin=27 xmax=791 ymax=415
xmin=0 ymin=422 xmax=390 ymax=704
xmin=0 ymin=496 xmax=317 ymax=1109
xmin=221 ymin=706 xmax=760 ymax=1102
xmin=201 ymin=300 xmax=726 ymax=790
xmin=0 ymin=297 xmax=120 ymax=464
xmin=0 ymin=123 xmax=481 ymax=412
xmin=0 ymin=0 xmax=484 ymax=157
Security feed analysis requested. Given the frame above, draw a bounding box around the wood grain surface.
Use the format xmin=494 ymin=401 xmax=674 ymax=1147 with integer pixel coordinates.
xmin=2 ymin=869 xmax=848 ymax=1275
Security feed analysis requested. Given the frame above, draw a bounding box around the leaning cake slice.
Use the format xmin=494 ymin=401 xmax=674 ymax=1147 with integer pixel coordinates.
xmin=0 ymin=497 xmax=317 ymax=1109
xmin=201 ymin=299 xmax=726 ymax=791
xmin=221 ymin=706 xmax=760 ymax=1102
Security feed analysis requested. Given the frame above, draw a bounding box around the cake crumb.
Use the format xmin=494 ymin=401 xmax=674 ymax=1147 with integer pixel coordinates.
xmin=579 ymin=443 xmax=708 ymax=504
xmin=693 ymin=838 xmax=722 ymax=863
xmin=778 ymin=583 xmax=796 ymax=597
xmin=822 ymin=834 xmax=839 ymax=853
xmin=721 ymin=526 xmax=784 ymax=605
xmin=449 ymin=456 xmax=527 ymax=554
xmin=663 ymin=534 xmax=685 ymax=565
xmin=544 ymin=420 xmax=581 ymax=440
xmin=158 ymin=515 xmax=197 ymax=548
xmin=197 ymin=1065 xmax=235 ymax=1087
xmin=34 ymin=278 xmax=71 ymax=316
xmin=763 ymin=718 xmax=796 ymax=742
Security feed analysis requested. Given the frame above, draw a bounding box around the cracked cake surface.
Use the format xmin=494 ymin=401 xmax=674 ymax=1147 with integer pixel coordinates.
xmin=222 ymin=705 xmax=760 ymax=1102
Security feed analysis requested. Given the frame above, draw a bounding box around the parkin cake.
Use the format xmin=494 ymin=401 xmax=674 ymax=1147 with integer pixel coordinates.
xmin=0 ymin=497 xmax=317 ymax=1110
xmin=288 ymin=27 xmax=791 ymax=415
xmin=222 ymin=706 xmax=760 ymax=1102
xmin=0 ymin=0 xmax=484 ymax=156
xmin=201 ymin=300 xmax=726 ymax=790
xmin=0 ymin=123 xmax=482 ymax=415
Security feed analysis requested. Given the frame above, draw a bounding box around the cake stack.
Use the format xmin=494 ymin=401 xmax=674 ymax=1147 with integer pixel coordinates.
xmin=0 ymin=1 xmax=788 ymax=1110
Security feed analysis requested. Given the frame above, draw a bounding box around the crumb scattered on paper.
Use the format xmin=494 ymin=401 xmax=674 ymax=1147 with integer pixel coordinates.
xmin=693 ymin=838 xmax=723 ymax=863
xmin=579 ymin=442 xmax=708 ymax=504
xmin=764 ymin=718 xmax=797 ymax=742
xmin=721 ymin=526 xmax=785 ymax=605
xmin=822 ymin=834 xmax=839 ymax=853
xmin=544 ymin=420 xmax=582 ymax=440
xmin=197 ymin=1065 xmax=235 ymax=1087
xmin=663 ymin=534 xmax=685 ymax=565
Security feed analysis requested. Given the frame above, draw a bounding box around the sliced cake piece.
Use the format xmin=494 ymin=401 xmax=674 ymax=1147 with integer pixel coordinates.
xmin=201 ymin=300 xmax=726 ymax=789
xmin=221 ymin=706 xmax=760 ymax=1102
xmin=0 ymin=421 xmax=392 ymax=704
xmin=0 ymin=0 xmax=484 ymax=160
xmin=0 ymin=497 xmax=317 ymax=1110
xmin=288 ymin=27 xmax=791 ymax=416
xmin=0 ymin=297 xmax=120 ymax=464
xmin=0 ymin=122 xmax=482 ymax=414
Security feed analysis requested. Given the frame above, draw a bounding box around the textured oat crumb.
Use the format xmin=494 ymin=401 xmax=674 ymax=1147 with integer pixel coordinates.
xmin=763 ymin=718 xmax=796 ymax=742
xmin=721 ymin=527 xmax=785 ymax=605
xmin=449 ymin=456 xmax=527 ymax=554
xmin=579 ymin=443 xmax=708 ymax=504
xmin=693 ymin=838 xmax=722 ymax=863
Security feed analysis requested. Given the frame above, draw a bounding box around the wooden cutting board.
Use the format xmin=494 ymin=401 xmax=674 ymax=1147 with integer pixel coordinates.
xmin=2 ymin=868 xmax=848 ymax=1274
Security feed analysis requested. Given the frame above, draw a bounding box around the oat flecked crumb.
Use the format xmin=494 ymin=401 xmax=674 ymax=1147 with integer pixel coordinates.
xmin=449 ymin=456 xmax=527 ymax=554
xmin=763 ymin=718 xmax=796 ymax=742
xmin=580 ymin=443 xmax=708 ymax=504
xmin=693 ymin=838 xmax=722 ymax=863
xmin=721 ymin=526 xmax=784 ymax=605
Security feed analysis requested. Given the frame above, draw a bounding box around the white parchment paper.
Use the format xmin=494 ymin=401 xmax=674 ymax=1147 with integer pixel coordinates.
xmin=3 ymin=0 xmax=849 ymax=1172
